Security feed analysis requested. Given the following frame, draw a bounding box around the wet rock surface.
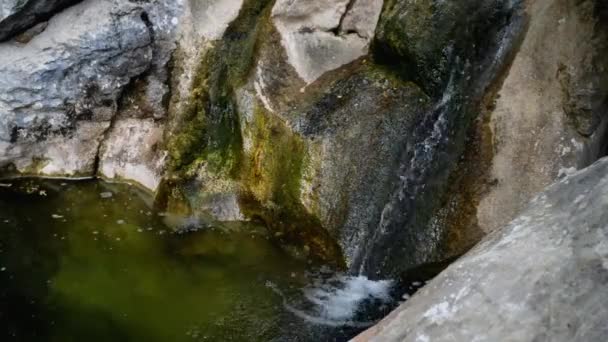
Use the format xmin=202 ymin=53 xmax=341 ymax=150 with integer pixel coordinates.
xmin=351 ymin=0 xmax=526 ymax=277
xmin=355 ymin=157 xmax=608 ymax=342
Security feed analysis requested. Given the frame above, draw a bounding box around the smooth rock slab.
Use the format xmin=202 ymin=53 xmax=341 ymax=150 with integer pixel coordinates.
xmin=355 ymin=157 xmax=608 ymax=342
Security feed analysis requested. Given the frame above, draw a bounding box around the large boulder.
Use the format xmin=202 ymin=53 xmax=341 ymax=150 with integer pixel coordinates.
xmin=159 ymin=0 xmax=526 ymax=273
xmin=355 ymin=157 xmax=608 ymax=342
xmin=373 ymin=0 xmax=519 ymax=96
xmin=0 ymin=0 xmax=243 ymax=190
xmin=0 ymin=0 xmax=153 ymax=177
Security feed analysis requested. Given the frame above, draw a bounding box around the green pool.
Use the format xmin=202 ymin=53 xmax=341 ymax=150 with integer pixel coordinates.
xmin=0 ymin=179 xmax=403 ymax=342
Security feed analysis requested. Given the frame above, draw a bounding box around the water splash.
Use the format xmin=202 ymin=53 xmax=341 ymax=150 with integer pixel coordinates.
xmin=268 ymin=275 xmax=393 ymax=328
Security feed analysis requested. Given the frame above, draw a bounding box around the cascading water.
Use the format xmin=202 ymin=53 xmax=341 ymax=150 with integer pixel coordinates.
xmin=348 ymin=0 xmax=528 ymax=279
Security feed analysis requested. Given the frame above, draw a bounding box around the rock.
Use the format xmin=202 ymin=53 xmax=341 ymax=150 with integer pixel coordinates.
xmin=196 ymin=193 xmax=245 ymax=222
xmin=0 ymin=0 xmax=153 ymax=176
xmin=271 ymin=0 xmax=383 ymax=84
xmin=373 ymin=0 xmax=520 ymax=96
xmin=0 ymin=0 xmax=81 ymax=41
xmin=476 ymin=0 xmax=608 ymax=234
xmin=117 ymin=0 xmax=183 ymax=121
xmin=355 ymin=157 xmax=608 ymax=342
xmin=98 ymin=118 xmax=165 ymax=191
xmin=234 ymin=65 xmax=431 ymax=265
xmin=100 ymin=192 xmax=113 ymax=199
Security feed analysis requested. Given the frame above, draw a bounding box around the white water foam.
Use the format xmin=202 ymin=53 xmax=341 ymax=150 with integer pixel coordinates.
xmin=268 ymin=275 xmax=394 ymax=328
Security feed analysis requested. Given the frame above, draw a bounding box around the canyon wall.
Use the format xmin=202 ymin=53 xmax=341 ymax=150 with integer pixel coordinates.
xmin=0 ymin=0 xmax=606 ymax=281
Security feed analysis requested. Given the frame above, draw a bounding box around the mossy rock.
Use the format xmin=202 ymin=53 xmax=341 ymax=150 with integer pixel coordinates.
xmin=166 ymin=0 xmax=275 ymax=177
xmin=239 ymin=102 xmax=344 ymax=267
xmin=374 ymin=0 xmax=517 ymax=96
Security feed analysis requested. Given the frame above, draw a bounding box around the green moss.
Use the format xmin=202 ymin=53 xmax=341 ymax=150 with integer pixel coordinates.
xmin=244 ymin=106 xmax=304 ymax=210
xmin=167 ymin=0 xmax=275 ymax=177
xmin=372 ymin=0 xmax=441 ymax=92
xmin=239 ymin=105 xmax=344 ymax=267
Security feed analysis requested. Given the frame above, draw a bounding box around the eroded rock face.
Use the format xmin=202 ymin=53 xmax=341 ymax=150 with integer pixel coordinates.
xmin=476 ymin=0 xmax=608 ymax=234
xmin=355 ymin=157 xmax=608 ymax=342
xmin=0 ymin=0 xmax=153 ymax=176
xmin=0 ymin=0 xmax=81 ymax=41
xmin=159 ymin=0 xmax=527 ymax=270
xmin=271 ymin=0 xmax=383 ymax=84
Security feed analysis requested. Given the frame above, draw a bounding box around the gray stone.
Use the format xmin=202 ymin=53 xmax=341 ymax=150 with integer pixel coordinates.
xmin=0 ymin=0 xmax=81 ymax=41
xmin=355 ymin=157 xmax=608 ymax=342
xmin=271 ymin=0 xmax=383 ymax=84
xmin=0 ymin=0 xmax=153 ymax=176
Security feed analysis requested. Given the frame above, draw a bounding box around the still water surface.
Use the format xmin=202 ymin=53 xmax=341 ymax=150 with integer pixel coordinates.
xmin=0 ymin=179 xmax=398 ymax=341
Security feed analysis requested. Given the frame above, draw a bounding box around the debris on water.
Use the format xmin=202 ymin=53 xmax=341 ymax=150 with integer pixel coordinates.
xmin=39 ymin=190 xmax=47 ymax=196
xmin=0 ymin=183 xmax=12 ymax=188
xmin=51 ymin=214 xmax=64 ymax=219
xmin=0 ymin=267 xmax=6 ymax=271
xmin=117 ymin=220 xmax=126 ymax=225
xmin=93 ymin=231 xmax=99 ymax=235
xmin=100 ymin=192 xmax=113 ymax=199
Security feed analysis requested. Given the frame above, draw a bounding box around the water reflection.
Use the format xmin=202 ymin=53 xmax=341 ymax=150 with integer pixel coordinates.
xmin=0 ymin=179 xmax=307 ymax=341
xmin=0 ymin=179 xmax=418 ymax=342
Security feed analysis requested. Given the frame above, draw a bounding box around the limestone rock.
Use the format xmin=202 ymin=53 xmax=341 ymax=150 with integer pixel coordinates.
xmin=0 ymin=0 xmax=80 ymax=41
xmin=355 ymin=157 xmax=608 ymax=342
xmin=271 ymin=0 xmax=383 ymax=84
xmin=0 ymin=0 xmax=153 ymax=176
